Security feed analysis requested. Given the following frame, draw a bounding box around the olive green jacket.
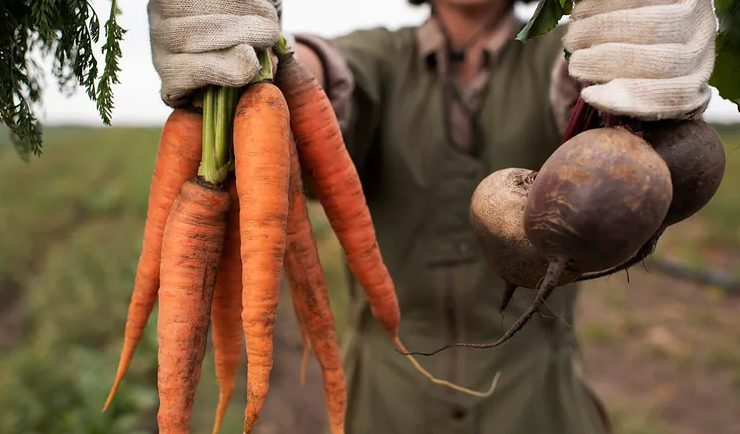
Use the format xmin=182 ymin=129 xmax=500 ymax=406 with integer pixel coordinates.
xmin=296 ymin=18 xmax=611 ymax=434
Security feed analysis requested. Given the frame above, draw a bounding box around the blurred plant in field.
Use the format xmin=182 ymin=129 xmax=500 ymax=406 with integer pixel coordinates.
xmin=0 ymin=128 xmax=160 ymax=434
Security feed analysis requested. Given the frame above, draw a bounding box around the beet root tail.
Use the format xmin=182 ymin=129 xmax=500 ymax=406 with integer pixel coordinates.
xmin=399 ymin=257 xmax=565 ymax=356
xmin=494 ymin=257 xmax=564 ymax=345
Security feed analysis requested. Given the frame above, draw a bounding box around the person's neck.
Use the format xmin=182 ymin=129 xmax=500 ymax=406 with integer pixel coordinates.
xmin=433 ymin=2 xmax=511 ymax=49
xmin=433 ymin=2 xmax=512 ymax=83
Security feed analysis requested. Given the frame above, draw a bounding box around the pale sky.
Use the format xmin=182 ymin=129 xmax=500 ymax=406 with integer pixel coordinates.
xmin=36 ymin=0 xmax=740 ymax=126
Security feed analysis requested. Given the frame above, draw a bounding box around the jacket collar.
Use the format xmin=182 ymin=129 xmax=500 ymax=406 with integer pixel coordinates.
xmin=415 ymin=12 xmax=522 ymax=68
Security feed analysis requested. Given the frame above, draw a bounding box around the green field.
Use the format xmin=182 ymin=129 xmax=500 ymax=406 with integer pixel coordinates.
xmin=0 ymin=123 xmax=739 ymax=434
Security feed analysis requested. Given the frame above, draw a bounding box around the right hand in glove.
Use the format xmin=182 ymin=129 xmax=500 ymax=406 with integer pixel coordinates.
xmin=148 ymin=0 xmax=281 ymax=108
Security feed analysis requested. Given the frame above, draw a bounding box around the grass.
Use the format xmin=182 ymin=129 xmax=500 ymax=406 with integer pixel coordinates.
xmin=0 ymin=128 xmax=162 ymax=434
xmin=0 ymin=122 xmax=739 ymax=433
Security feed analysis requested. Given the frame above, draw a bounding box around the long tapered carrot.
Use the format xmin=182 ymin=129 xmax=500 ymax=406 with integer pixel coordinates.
xmin=157 ymin=178 xmax=230 ymax=434
xmin=274 ymin=39 xmax=498 ymax=397
xmin=284 ymin=136 xmax=347 ymax=434
xmin=287 ymin=278 xmax=312 ymax=387
xmin=103 ymin=109 xmax=203 ymax=412
xmin=273 ymin=40 xmax=398 ymax=343
xmin=210 ymin=178 xmax=243 ymax=434
xmin=233 ymin=80 xmax=291 ymax=434
xmin=283 ymin=156 xmax=313 ymax=388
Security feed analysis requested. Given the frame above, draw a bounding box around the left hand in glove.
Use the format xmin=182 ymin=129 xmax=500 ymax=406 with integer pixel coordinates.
xmin=564 ymin=0 xmax=717 ymax=121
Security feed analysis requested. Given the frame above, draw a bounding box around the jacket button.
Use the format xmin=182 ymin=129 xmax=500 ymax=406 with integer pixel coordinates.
xmin=458 ymin=242 xmax=470 ymax=254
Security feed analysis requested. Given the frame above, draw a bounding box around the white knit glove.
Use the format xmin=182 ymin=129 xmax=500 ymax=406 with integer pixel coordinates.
xmin=148 ymin=0 xmax=281 ymax=107
xmin=564 ymin=0 xmax=717 ymax=120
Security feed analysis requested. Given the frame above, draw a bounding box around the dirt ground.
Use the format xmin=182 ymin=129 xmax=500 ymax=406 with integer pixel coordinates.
xmin=577 ymin=266 xmax=740 ymax=434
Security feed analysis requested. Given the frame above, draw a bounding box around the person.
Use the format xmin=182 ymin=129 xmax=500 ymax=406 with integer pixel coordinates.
xmin=147 ymin=0 xmax=717 ymax=432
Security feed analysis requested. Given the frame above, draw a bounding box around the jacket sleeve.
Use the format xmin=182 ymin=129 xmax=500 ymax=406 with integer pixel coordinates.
xmin=549 ymin=53 xmax=582 ymax=137
xmin=294 ymin=28 xmax=394 ymax=182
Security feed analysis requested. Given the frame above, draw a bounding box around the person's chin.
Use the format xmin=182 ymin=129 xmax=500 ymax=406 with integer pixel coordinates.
xmin=439 ymin=0 xmax=506 ymax=8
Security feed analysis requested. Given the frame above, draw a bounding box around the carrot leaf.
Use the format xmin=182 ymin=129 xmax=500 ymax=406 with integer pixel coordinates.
xmin=0 ymin=0 xmax=125 ymax=160
xmin=515 ymin=0 xmax=571 ymax=43
xmin=709 ymin=0 xmax=740 ymax=111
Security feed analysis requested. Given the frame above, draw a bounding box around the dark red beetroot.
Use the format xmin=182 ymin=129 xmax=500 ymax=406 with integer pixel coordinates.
xmin=643 ymin=119 xmax=726 ymax=226
xmin=578 ymin=119 xmax=726 ymax=282
xmin=525 ymin=127 xmax=673 ymax=273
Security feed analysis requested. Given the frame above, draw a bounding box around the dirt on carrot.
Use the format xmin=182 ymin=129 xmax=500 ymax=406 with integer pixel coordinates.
xmin=157 ymin=177 xmax=230 ymax=434
xmin=274 ymin=53 xmax=400 ymax=340
xmin=104 ymin=108 xmax=203 ymax=412
xmin=274 ymin=42 xmax=498 ymax=398
xmin=210 ymin=178 xmax=244 ymax=434
xmin=284 ymin=135 xmax=347 ymax=434
xmin=233 ymin=80 xmax=291 ymax=434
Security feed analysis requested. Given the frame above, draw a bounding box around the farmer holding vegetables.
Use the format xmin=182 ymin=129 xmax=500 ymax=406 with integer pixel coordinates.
xmin=145 ymin=0 xmax=717 ymax=433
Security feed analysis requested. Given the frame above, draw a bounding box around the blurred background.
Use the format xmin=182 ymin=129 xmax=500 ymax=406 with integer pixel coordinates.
xmin=1 ymin=1 xmax=739 ymax=434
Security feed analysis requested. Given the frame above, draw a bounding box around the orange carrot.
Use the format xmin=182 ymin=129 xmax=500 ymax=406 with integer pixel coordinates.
xmin=157 ymin=178 xmax=230 ymax=434
xmin=288 ymin=280 xmax=312 ymax=387
xmin=284 ymin=136 xmax=347 ymax=434
xmin=298 ymin=330 xmax=311 ymax=387
xmin=104 ymin=109 xmax=203 ymax=412
xmin=210 ymin=178 xmax=244 ymax=434
xmin=274 ymin=46 xmax=398 ymax=338
xmin=233 ymin=80 xmax=291 ymax=434
xmin=274 ymin=41 xmax=498 ymax=397
xmin=284 ymin=164 xmax=312 ymax=388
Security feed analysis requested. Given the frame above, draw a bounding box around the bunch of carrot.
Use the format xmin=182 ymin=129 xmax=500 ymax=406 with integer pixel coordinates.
xmin=102 ymin=37 xmax=496 ymax=434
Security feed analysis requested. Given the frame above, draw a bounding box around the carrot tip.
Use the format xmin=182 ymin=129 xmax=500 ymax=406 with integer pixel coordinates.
xmin=299 ymin=343 xmax=309 ymax=388
xmin=101 ymin=380 xmax=121 ymax=412
xmin=212 ymin=390 xmax=234 ymax=434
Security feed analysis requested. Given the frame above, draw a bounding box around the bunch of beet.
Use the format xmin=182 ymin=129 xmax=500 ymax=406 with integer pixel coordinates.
xmin=407 ymin=104 xmax=727 ymax=357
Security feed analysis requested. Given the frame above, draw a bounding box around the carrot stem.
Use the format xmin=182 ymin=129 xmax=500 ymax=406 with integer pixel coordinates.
xmin=274 ymin=35 xmax=291 ymax=57
xmin=201 ymin=84 xmax=239 ymax=185
xmin=215 ymin=86 xmax=229 ymax=167
xmin=200 ymin=87 xmax=219 ymax=184
xmin=254 ymin=50 xmax=275 ymax=83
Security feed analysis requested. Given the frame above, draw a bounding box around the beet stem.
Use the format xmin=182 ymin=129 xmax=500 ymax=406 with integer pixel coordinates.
xmin=398 ymin=257 xmax=566 ymax=356
xmin=561 ymin=95 xmax=590 ymax=144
